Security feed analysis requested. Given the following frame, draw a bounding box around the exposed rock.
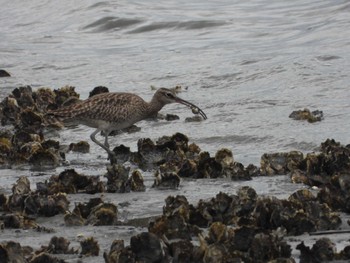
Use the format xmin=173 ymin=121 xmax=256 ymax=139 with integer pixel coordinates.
xmin=68 ymin=141 xmax=90 ymax=153
xmin=0 ymin=69 xmax=11 ymax=77
xmin=289 ymin=108 xmax=323 ymax=123
xmin=80 ymin=237 xmax=99 ymax=256
xmin=89 ymin=86 xmax=109 ymax=98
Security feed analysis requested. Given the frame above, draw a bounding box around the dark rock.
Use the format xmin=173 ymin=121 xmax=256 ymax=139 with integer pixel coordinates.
xmin=0 ymin=241 xmax=28 ymax=263
xmin=89 ymin=86 xmax=109 ymax=98
xmin=249 ymin=232 xmax=291 ymax=262
xmin=297 ymin=238 xmax=336 ymax=263
xmin=24 ymin=193 xmax=69 ymax=217
xmin=104 ymin=240 xmax=136 ymax=263
xmin=64 ymin=209 xmax=85 ymax=226
xmin=153 ymin=170 xmax=180 ymax=189
xmin=86 ymin=202 xmax=118 ymax=226
xmin=105 ymin=164 xmax=131 ymax=193
xmin=130 ymin=232 xmax=165 ymax=263
xmin=260 ymin=151 xmax=304 ymax=176
xmin=80 ymin=237 xmax=99 ymax=256
xmin=30 ymin=252 xmax=66 ymax=263
xmin=185 ymin=116 xmax=204 ymax=122
xmin=46 ymin=236 xmax=76 ymax=254
xmin=0 ymin=69 xmax=11 ymax=77
xmin=69 ymin=141 xmax=90 ymax=153
xmin=53 ymin=85 xmax=80 ymax=107
xmin=165 ymin=114 xmax=180 ymax=121
xmin=170 ymin=240 xmax=194 ymax=263
xmin=129 ymin=170 xmax=146 ymax=192
xmin=112 ymin=144 xmax=131 ymax=163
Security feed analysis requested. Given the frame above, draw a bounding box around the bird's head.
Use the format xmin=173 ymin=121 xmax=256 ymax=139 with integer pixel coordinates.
xmin=153 ymin=88 xmax=207 ymax=119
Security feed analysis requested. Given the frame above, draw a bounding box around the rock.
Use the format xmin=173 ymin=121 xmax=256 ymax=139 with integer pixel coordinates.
xmin=169 ymin=240 xmax=194 ymax=263
xmin=185 ymin=116 xmax=204 ymax=122
xmin=165 ymin=114 xmax=180 ymax=121
xmin=105 ymin=164 xmax=131 ymax=193
xmin=53 ymin=85 xmax=80 ymax=107
xmin=130 ymin=232 xmax=165 ymax=262
xmin=80 ymin=237 xmax=99 ymax=256
xmin=68 ymin=141 xmax=90 ymax=153
xmin=89 ymin=86 xmax=109 ymax=98
xmin=297 ymin=238 xmax=336 ymax=263
xmin=64 ymin=210 xmax=85 ymax=226
xmin=86 ymin=203 xmax=118 ymax=226
xmin=215 ymin=148 xmax=234 ymax=168
xmin=24 ymin=193 xmax=69 ymax=217
xmin=289 ymin=108 xmax=323 ymax=122
xmin=30 ymin=252 xmax=66 ymax=263
xmin=0 ymin=241 xmax=29 ymax=263
xmin=249 ymin=232 xmax=291 ymax=262
xmin=45 ymin=236 xmax=76 ymax=254
xmin=260 ymin=151 xmax=304 ymax=176
xmin=112 ymin=144 xmax=131 ymax=163
xmin=104 ymin=239 xmax=136 ymax=263
xmin=129 ymin=170 xmax=146 ymax=192
xmin=153 ymin=170 xmax=180 ymax=189
xmin=0 ymin=69 xmax=11 ymax=77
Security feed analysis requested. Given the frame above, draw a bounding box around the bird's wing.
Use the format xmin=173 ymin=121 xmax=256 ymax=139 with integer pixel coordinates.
xmin=49 ymin=93 xmax=145 ymax=123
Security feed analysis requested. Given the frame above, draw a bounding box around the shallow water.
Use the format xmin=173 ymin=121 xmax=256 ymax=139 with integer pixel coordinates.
xmin=1 ymin=0 xmax=350 ymax=261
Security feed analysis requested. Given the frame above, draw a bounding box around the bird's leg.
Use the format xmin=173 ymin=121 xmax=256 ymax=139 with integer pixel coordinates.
xmin=104 ymin=131 xmax=110 ymax=149
xmin=90 ymin=129 xmax=117 ymax=164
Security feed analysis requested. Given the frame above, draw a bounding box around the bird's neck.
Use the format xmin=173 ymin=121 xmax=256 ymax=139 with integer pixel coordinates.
xmin=147 ymin=97 xmax=165 ymax=117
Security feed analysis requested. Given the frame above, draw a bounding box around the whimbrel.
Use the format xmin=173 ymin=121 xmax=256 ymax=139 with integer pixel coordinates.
xmin=49 ymin=88 xmax=207 ymax=163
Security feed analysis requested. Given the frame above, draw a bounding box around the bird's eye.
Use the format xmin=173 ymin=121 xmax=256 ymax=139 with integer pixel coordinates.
xmin=165 ymin=92 xmax=174 ymax=98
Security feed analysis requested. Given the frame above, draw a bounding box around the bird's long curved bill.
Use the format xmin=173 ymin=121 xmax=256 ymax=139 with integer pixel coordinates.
xmin=175 ymin=97 xmax=207 ymax=119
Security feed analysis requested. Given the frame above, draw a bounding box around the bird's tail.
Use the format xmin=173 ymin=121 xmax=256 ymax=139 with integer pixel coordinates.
xmin=44 ymin=103 xmax=78 ymax=128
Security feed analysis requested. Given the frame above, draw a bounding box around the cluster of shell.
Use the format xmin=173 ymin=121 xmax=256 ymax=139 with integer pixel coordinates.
xmin=0 ymin=85 xmax=80 ymax=168
xmin=0 ymin=235 xmax=100 ymax=262
xmin=0 ymin=174 xmax=349 ymax=262
xmin=261 ymin=138 xmax=350 ymax=214
xmin=1 ymin=86 xmax=350 ymax=262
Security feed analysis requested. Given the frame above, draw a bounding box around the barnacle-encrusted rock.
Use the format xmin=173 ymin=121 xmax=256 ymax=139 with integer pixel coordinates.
xmin=260 ymin=151 xmax=304 ymax=176
xmin=153 ymin=170 xmax=180 ymax=189
xmin=249 ymin=232 xmax=292 ymax=262
xmin=65 ymin=198 xmax=118 ymax=226
xmin=105 ymin=164 xmax=131 ymax=193
xmin=44 ymin=236 xmax=76 ymax=254
xmin=103 ymin=240 xmax=135 ymax=263
xmin=129 ymin=170 xmax=146 ymax=192
xmin=130 ymin=232 xmax=166 ymax=262
xmin=86 ymin=203 xmax=118 ymax=226
xmin=112 ymin=144 xmax=131 ymax=163
xmin=68 ymin=141 xmax=90 ymax=153
xmin=0 ymin=241 xmax=31 ymax=263
xmin=24 ymin=193 xmax=69 ymax=217
xmin=37 ymin=169 xmax=104 ymax=195
xmin=165 ymin=113 xmax=180 ymax=121
xmin=89 ymin=86 xmax=109 ymax=98
xmin=80 ymin=237 xmax=100 ymax=256
xmin=297 ymin=238 xmax=336 ymax=263
xmin=289 ymin=108 xmax=323 ymax=123
xmin=30 ymin=252 xmax=66 ymax=263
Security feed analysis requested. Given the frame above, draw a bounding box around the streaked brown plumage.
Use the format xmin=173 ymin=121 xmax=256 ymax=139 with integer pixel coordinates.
xmin=49 ymin=88 xmax=207 ymax=163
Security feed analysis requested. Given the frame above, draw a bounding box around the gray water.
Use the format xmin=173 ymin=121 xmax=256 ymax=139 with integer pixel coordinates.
xmin=1 ymin=0 xmax=350 ymax=261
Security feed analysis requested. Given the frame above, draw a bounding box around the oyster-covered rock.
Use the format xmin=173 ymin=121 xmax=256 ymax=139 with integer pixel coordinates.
xmin=260 ymin=151 xmax=304 ymax=176
xmin=80 ymin=237 xmax=100 ymax=256
xmin=289 ymin=108 xmax=323 ymax=123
